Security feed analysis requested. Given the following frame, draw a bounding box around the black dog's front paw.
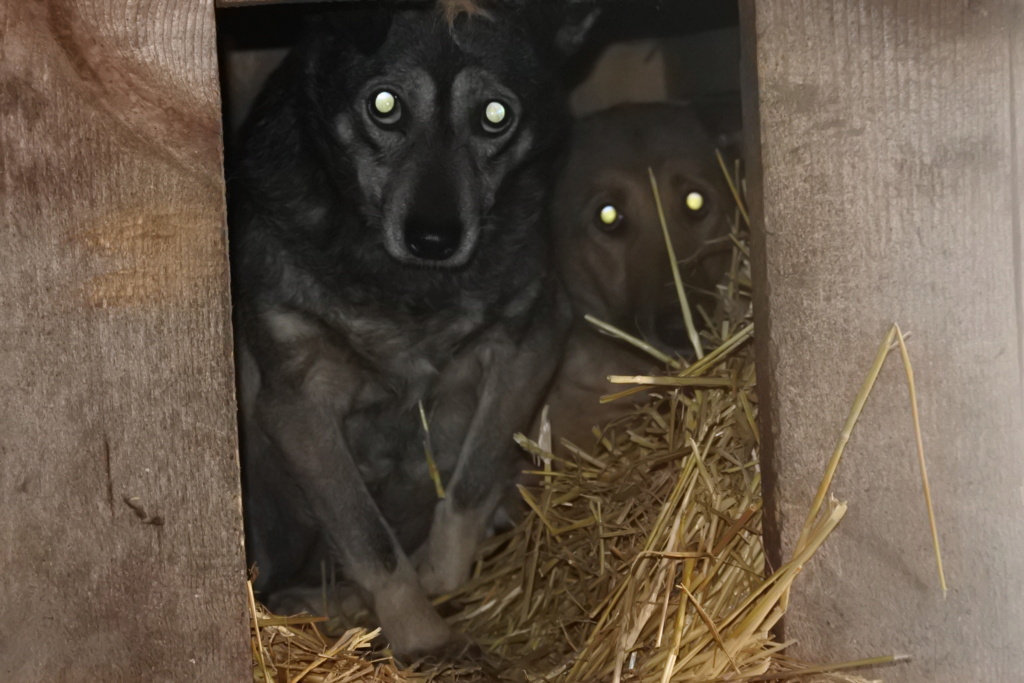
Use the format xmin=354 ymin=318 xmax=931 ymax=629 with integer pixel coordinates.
xmin=415 ymin=499 xmax=486 ymax=596
xmin=373 ymin=575 xmax=458 ymax=658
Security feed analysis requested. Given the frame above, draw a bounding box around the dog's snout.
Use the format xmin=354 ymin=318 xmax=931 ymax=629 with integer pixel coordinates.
xmin=403 ymin=169 xmax=463 ymax=262
xmin=404 ymin=219 xmax=461 ymax=261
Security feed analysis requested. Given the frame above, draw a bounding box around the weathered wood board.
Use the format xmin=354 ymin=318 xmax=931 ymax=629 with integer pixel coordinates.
xmin=743 ymin=0 xmax=1024 ymax=680
xmin=0 ymin=1 xmax=250 ymax=679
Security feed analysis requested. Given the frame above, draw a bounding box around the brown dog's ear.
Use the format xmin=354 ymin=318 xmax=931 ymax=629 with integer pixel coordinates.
xmin=689 ymin=96 xmax=745 ymax=160
xmin=715 ymin=130 xmax=744 ymax=161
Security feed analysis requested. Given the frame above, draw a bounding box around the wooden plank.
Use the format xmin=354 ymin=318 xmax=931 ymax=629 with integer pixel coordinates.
xmin=0 ymin=1 xmax=249 ymax=679
xmin=1013 ymin=1 xmax=1024 ymax=421
xmin=744 ymin=1 xmax=1024 ymax=680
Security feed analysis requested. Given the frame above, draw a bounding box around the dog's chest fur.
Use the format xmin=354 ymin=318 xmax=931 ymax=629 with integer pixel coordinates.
xmin=337 ymin=301 xmax=501 ymax=549
xmin=264 ymin=276 xmax=500 ymax=490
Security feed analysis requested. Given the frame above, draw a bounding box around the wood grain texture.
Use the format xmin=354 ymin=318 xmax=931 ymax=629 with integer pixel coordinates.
xmin=746 ymin=1 xmax=1024 ymax=680
xmin=0 ymin=1 xmax=249 ymax=680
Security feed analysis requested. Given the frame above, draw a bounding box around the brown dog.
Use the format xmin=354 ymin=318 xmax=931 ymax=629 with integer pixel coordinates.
xmin=544 ymin=103 xmax=734 ymax=455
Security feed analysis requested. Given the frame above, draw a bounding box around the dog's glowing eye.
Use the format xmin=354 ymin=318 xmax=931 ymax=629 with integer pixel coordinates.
xmin=685 ymin=191 xmax=706 ymax=213
xmin=485 ymin=102 xmax=505 ymax=124
xmin=368 ymin=90 xmax=402 ymax=126
xmin=374 ymin=91 xmax=396 ymax=114
xmin=481 ymin=101 xmax=511 ymax=134
xmin=597 ymin=204 xmax=624 ymax=231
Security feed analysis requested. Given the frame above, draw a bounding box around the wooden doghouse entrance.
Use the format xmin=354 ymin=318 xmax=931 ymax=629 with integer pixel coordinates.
xmin=2 ymin=1 xmax=1023 ymax=681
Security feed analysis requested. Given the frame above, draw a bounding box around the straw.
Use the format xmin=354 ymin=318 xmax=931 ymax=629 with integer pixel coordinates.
xmin=245 ymin=156 xmax=924 ymax=683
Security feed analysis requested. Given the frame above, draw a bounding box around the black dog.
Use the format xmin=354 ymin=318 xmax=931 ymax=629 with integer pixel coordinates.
xmin=231 ymin=3 xmax=587 ymax=657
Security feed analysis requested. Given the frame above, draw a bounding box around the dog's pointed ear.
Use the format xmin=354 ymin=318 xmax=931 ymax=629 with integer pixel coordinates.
xmin=507 ymin=1 xmax=600 ymax=59
xmin=555 ymin=4 xmax=601 ymax=56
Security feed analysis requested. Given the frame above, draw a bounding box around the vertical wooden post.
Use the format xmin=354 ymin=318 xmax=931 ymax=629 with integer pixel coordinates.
xmin=0 ymin=0 xmax=250 ymax=679
xmin=743 ymin=1 xmax=1024 ymax=680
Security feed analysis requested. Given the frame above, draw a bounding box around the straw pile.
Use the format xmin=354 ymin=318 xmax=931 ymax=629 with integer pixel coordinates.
xmin=248 ymin=163 xmax=890 ymax=683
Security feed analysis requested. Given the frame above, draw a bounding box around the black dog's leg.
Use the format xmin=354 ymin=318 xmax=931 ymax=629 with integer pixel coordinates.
xmin=417 ymin=293 xmax=570 ymax=595
xmin=255 ymin=374 xmax=454 ymax=657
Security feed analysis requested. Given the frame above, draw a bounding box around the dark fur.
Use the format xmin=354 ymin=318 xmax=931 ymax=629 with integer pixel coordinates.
xmin=230 ymin=5 xmax=575 ymax=656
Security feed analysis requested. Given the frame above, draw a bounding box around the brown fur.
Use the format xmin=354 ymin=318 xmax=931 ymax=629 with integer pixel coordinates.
xmin=544 ymin=103 xmax=734 ymax=455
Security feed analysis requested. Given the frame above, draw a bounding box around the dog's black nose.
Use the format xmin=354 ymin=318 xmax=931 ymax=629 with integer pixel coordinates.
xmin=403 ymin=168 xmax=463 ymax=262
xmin=404 ymin=222 xmax=461 ymax=261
